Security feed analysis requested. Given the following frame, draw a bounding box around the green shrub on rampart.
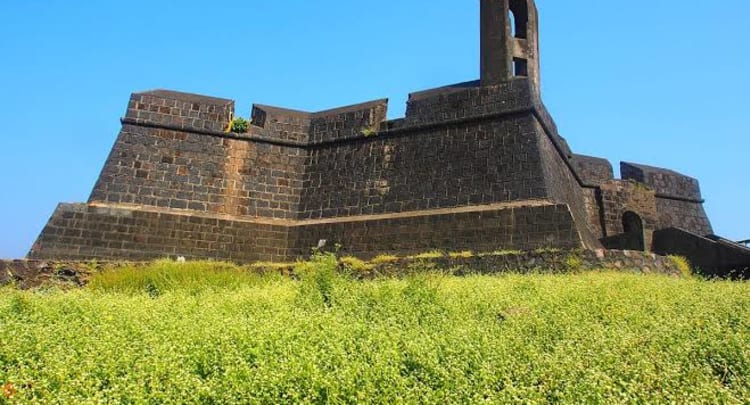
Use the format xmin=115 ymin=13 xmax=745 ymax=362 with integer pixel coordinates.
xmin=229 ymin=117 xmax=249 ymax=133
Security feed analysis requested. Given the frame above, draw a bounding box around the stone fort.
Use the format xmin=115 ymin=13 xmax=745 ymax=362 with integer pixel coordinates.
xmin=30 ymin=0 xmax=749 ymax=277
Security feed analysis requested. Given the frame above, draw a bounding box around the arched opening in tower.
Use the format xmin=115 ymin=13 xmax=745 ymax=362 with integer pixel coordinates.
xmin=509 ymin=0 xmax=528 ymax=39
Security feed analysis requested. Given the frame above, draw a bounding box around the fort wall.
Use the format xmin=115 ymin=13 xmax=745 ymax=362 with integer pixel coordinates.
xmin=29 ymin=202 xmax=582 ymax=262
xmin=28 ymin=0 xmax=727 ymax=269
xmin=90 ymin=124 xmax=307 ymax=220
xmin=32 ymin=80 xmax=717 ymax=263
xmin=621 ymin=162 xmax=713 ymax=235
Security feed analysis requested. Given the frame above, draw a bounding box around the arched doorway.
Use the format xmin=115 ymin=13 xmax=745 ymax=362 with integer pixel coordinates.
xmin=622 ymin=211 xmax=645 ymax=251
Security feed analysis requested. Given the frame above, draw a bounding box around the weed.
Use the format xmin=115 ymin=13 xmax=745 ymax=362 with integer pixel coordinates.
xmin=483 ymin=249 xmax=523 ymax=257
xmin=295 ymin=251 xmax=341 ymax=308
xmin=360 ymin=126 xmax=378 ymax=137
xmin=449 ymin=251 xmax=474 ymax=259
xmin=408 ymin=250 xmax=445 ymax=260
xmin=564 ymin=253 xmax=584 ymax=271
xmin=230 ymin=117 xmax=249 ymax=133
xmin=371 ymin=254 xmax=399 ymax=265
xmin=669 ymin=255 xmax=693 ymax=278
xmin=339 ymin=256 xmax=374 ymax=274
xmin=87 ymin=259 xmax=260 ymax=294
xmin=534 ymin=247 xmax=562 ymax=254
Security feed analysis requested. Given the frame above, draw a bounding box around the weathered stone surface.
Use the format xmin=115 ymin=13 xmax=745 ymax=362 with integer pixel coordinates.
xmin=28 ymin=0 xmax=723 ymax=269
xmin=29 ymin=202 xmax=583 ymax=263
xmin=653 ymin=228 xmax=750 ymax=279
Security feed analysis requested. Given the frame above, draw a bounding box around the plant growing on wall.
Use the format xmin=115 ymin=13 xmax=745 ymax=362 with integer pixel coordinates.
xmin=361 ymin=126 xmax=378 ymax=137
xmin=230 ymin=117 xmax=249 ymax=134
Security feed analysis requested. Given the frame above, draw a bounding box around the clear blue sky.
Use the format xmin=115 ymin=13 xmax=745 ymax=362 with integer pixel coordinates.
xmin=1 ymin=0 xmax=748 ymax=259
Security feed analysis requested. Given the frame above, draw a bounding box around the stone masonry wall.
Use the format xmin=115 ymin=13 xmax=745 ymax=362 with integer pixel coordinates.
xmin=581 ymin=188 xmax=604 ymax=239
xmin=655 ymin=199 xmax=713 ymax=236
xmin=250 ymin=100 xmax=388 ymax=145
xmin=33 ymin=78 xmax=717 ymax=262
xmin=29 ymin=202 xmax=583 ymax=263
xmin=534 ymin=120 xmax=600 ymax=248
xmin=288 ymin=203 xmax=582 ymax=259
xmin=653 ymin=228 xmax=750 ymax=279
xmin=308 ymin=101 xmax=388 ymax=144
xmin=298 ymin=114 xmax=549 ymax=219
xmin=621 ymin=162 xmax=702 ymax=200
xmin=405 ymin=79 xmax=531 ymax=126
xmin=29 ymin=204 xmax=291 ymax=263
xmin=599 ymin=180 xmax=659 ymax=250
xmin=92 ymin=82 xmax=600 ymax=227
xmin=90 ymin=125 xmax=307 ymax=220
xmin=571 ymin=154 xmax=614 ymax=187
xmin=125 ymin=90 xmax=233 ymax=133
xmin=621 ymin=162 xmax=713 ymax=236
xmin=251 ymin=105 xmax=311 ymax=144
xmin=568 ymin=155 xmax=614 ymax=240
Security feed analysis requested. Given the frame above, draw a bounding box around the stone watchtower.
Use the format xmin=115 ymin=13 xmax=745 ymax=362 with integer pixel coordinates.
xmin=481 ymin=0 xmax=541 ymax=90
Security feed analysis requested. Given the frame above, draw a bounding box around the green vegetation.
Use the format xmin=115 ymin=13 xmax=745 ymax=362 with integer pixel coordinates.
xmin=479 ymin=249 xmax=523 ymax=257
xmin=669 ymin=255 xmax=693 ymax=278
xmin=229 ymin=117 xmax=249 ymax=134
xmin=370 ymin=254 xmax=399 ymax=265
xmin=448 ymin=251 xmax=475 ymax=259
xmin=360 ymin=126 xmax=378 ymax=137
xmin=339 ymin=256 xmax=374 ymax=274
xmin=0 ymin=258 xmax=748 ymax=403
xmin=408 ymin=250 xmax=445 ymax=260
xmin=87 ymin=259 xmax=262 ymax=295
xmin=564 ymin=252 xmax=584 ymax=271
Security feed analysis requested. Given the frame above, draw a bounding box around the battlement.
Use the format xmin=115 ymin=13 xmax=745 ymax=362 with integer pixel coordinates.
xmin=570 ymin=154 xmax=615 ymax=187
xmin=404 ymin=78 xmax=534 ymax=127
xmin=621 ymin=162 xmax=703 ymax=202
xmin=124 ymin=90 xmax=234 ymax=134
xmin=250 ymin=99 xmax=388 ymax=145
xmin=119 ymin=78 xmax=543 ymax=147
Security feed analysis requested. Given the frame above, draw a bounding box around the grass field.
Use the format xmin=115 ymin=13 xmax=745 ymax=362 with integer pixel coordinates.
xmin=0 ymin=257 xmax=748 ymax=403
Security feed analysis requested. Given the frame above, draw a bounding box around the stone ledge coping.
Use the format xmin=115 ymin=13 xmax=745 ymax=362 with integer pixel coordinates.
xmin=82 ymin=199 xmax=558 ymax=227
xmin=653 ymin=194 xmax=705 ymax=204
xmin=134 ymin=89 xmax=234 ymax=107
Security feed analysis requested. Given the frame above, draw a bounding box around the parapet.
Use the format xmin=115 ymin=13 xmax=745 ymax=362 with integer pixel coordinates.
xmin=570 ymin=154 xmax=614 ymax=187
xmin=250 ymin=99 xmax=388 ymax=145
xmin=621 ymin=162 xmax=703 ymax=202
xmin=250 ymin=105 xmax=311 ymax=144
xmin=124 ymin=90 xmax=234 ymax=134
xmin=404 ymin=78 xmax=533 ymax=127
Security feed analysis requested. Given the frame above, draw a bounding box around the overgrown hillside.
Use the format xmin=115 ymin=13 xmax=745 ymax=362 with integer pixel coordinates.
xmin=1 ymin=258 xmax=748 ymax=403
